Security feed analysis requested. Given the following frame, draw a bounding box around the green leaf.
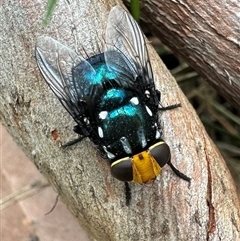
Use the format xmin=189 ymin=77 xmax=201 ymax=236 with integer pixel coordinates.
xmin=43 ymin=0 xmax=58 ymax=26
xmin=130 ymin=0 xmax=140 ymax=22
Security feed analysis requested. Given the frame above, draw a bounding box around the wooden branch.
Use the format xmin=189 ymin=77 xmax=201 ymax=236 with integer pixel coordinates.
xmin=1 ymin=0 xmax=239 ymax=240
xmin=123 ymin=0 xmax=240 ymax=110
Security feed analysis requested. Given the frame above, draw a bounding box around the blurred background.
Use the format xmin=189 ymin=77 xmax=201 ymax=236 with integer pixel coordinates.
xmin=1 ymin=125 xmax=90 ymax=241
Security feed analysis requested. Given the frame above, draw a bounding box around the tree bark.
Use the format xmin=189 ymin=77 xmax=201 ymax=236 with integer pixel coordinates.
xmin=1 ymin=0 xmax=239 ymax=241
xmin=123 ymin=0 xmax=240 ymax=110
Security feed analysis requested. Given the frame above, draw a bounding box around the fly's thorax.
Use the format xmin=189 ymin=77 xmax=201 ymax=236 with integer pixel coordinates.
xmin=95 ymin=86 xmax=160 ymax=161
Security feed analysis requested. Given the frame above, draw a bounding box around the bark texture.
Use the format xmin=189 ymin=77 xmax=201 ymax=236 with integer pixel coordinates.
xmin=123 ymin=0 xmax=240 ymax=110
xmin=1 ymin=0 xmax=240 ymax=241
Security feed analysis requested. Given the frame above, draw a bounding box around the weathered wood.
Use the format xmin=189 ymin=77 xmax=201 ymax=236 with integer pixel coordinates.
xmin=0 ymin=0 xmax=239 ymax=241
xmin=124 ymin=0 xmax=240 ymax=110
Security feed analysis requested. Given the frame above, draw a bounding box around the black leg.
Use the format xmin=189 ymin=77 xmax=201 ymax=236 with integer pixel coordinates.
xmin=45 ymin=194 xmax=59 ymax=215
xmin=159 ymin=103 xmax=181 ymax=111
xmin=125 ymin=182 xmax=131 ymax=206
xmin=168 ymin=161 xmax=191 ymax=182
xmin=62 ymin=136 xmax=86 ymax=148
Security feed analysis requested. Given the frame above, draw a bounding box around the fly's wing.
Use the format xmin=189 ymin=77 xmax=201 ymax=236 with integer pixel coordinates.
xmin=105 ymin=6 xmax=157 ymax=104
xmin=35 ymin=36 xmax=95 ymax=135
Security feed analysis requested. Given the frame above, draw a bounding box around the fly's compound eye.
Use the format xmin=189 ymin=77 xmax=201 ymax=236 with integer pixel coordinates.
xmin=110 ymin=142 xmax=170 ymax=183
xmin=148 ymin=141 xmax=171 ymax=168
xmin=111 ymin=158 xmax=133 ymax=182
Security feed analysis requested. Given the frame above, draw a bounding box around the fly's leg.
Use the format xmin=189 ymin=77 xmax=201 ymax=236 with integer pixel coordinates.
xmin=168 ymin=161 xmax=191 ymax=182
xmin=62 ymin=136 xmax=86 ymax=148
xmin=62 ymin=125 xmax=87 ymax=148
xmin=125 ymin=182 xmax=131 ymax=206
xmin=159 ymin=103 xmax=181 ymax=111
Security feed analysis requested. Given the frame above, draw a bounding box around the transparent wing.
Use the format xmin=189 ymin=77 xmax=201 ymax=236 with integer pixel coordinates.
xmin=35 ymin=36 xmax=95 ymax=126
xmin=105 ymin=6 xmax=154 ymax=90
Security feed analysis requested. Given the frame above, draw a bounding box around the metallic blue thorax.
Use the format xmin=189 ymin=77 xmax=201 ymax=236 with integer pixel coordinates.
xmin=73 ymin=53 xmax=159 ymax=161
